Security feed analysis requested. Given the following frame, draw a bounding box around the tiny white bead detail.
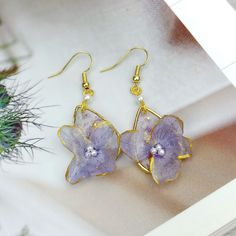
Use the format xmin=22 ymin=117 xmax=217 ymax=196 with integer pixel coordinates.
xmin=158 ymin=149 xmax=165 ymax=156
xmin=91 ymin=150 xmax=97 ymax=157
xmin=85 ymin=146 xmax=98 ymax=158
xmin=86 ymin=146 xmax=93 ymax=152
xmin=155 ymin=144 xmax=162 ymax=150
xmin=138 ymin=96 xmax=144 ymax=102
xmin=84 ymin=95 xmax=91 ymax=100
xmin=150 ymin=143 xmax=165 ymax=157
xmin=150 ymin=147 xmax=158 ymax=155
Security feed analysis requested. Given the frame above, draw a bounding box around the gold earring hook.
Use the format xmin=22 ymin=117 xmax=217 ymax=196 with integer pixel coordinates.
xmin=100 ymin=47 xmax=148 ymax=73
xmin=48 ymin=51 xmax=94 ymax=111
xmin=100 ymin=47 xmax=148 ymax=101
xmin=48 ymin=51 xmax=93 ymax=79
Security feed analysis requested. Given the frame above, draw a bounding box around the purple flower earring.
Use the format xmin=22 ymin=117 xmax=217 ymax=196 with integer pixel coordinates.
xmin=49 ymin=52 xmax=120 ymax=184
xmin=101 ymin=47 xmax=192 ymax=184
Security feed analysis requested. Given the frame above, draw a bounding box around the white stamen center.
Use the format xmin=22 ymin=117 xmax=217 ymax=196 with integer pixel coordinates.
xmin=85 ymin=146 xmax=98 ymax=158
xmin=150 ymin=143 xmax=165 ymax=157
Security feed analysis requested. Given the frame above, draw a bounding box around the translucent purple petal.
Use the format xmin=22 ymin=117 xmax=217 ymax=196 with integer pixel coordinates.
xmin=178 ymin=137 xmax=192 ymax=158
xmin=139 ymin=158 xmax=150 ymax=171
xmin=66 ymin=158 xmax=83 ymax=184
xmin=120 ymin=130 xmax=152 ymax=162
xmin=59 ymin=126 xmax=89 ymax=158
xmin=89 ymin=121 xmax=119 ymax=160
xmin=151 ymin=154 xmax=181 ymax=184
xmin=66 ymin=151 xmax=116 ymax=183
xmin=152 ymin=116 xmax=183 ymax=140
xmin=151 ymin=116 xmax=184 ymax=157
xmin=95 ymin=151 xmax=116 ymax=173
xmin=136 ymin=109 xmax=160 ymax=133
xmin=132 ymin=108 xmax=160 ymax=169
xmin=74 ymin=107 xmax=103 ymax=136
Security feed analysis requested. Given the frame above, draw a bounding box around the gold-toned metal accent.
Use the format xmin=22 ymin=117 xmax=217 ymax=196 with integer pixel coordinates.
xmin=137 ymin=162 xmax=151 ymax=174
xmin=185 ymin=137 xmax=193 ymax=151
xmin=100 ymin=47 xmax=148 ymax=73
xmin=48 ymin=51 xmax=94 ymax=99
xmin=80 ymin=100 xmax=88 ymax=111
xmin=130 ymin=85 xmax=142 ymax=96
xmin=96 ymin=173 xmax=109 ymax=176
xmin=178 ymin=153 xmax=191 ymax=160
xmin=149 ymin=157 xmax=159 ymax=184
xmin=48 ymin=51 xmax=92 ymax=78
xmin=92 ymin=120 xmax=110 ymax=128
xmin=100 ymin=47 xmax=148 ymax=97
xmin=132 ymin=65 xmax=142 ymax=83
xmin=82 ymin=71 xmax=90 ymax=89
xmin=58 ymin=105 xmax=121 ymax=184
xmin=83 ymin=89 xmax=94 ymax=96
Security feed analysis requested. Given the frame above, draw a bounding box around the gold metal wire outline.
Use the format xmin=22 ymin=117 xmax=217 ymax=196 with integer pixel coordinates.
xmin=48 ymin=51 xmax=93 ymax=79
xmin=100 ymin=47 xmax=148 ymax=72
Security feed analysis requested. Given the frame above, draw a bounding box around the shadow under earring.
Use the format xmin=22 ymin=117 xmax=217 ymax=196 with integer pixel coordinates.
xmin=49 ymin=51 xmax=120 ymax=184
xmin=101 ymin=47 xmax=192 ymax=184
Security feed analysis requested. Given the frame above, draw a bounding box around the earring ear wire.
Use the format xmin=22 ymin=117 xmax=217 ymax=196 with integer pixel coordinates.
xmin=100 ymin=47 xmax=149 ymax=105
xmin=48 ymin=51 xmax=94 ymax=110
xmin=48 ymin=51 xmax=93 ymax=78
xmin=100 ymin=47 xmax=148 ymax=73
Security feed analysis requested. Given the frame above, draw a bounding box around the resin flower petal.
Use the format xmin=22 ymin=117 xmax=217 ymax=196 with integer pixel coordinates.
xmin=89 ymin=121 xmax=119 ymax=159
xmin=120 ymin=130 xmax=152 ymax=162
xmin=58 ymin=125 xmax=89 ymax=158
xmin=178 ymin=137 xmax=192 ymax=159
xmin=152 ymin=116 xmax=183 ymax=140
xmin=150 ymin=154 xmax=181 ymax=184
xmin=135 ymin=107 xmax=160 ymax=133
xmin=151 ymin=116 xmax=183 ymax=157
xmin=133 ymin=107 xmax=161 ymax=170
xmin=66 ymin=151 xmax=116 ymax=184
xmin=74 ymin=106 xmax=103 ymax=136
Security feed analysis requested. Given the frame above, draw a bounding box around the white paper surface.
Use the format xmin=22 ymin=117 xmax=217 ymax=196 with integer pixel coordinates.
xmin=146 ymin=179 xmax=236 ymax=236
xmin=0 ymin=1 xmax=234 ymax=235
xmin=164 ymin=0 xmax=236 ymax=86
xmin=0 ymin=177 xmax=105 ymax=236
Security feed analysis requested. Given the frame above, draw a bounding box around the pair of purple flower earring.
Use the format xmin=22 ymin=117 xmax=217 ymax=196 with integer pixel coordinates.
xmin=49 ymin=48 xmax=192 ymax=185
